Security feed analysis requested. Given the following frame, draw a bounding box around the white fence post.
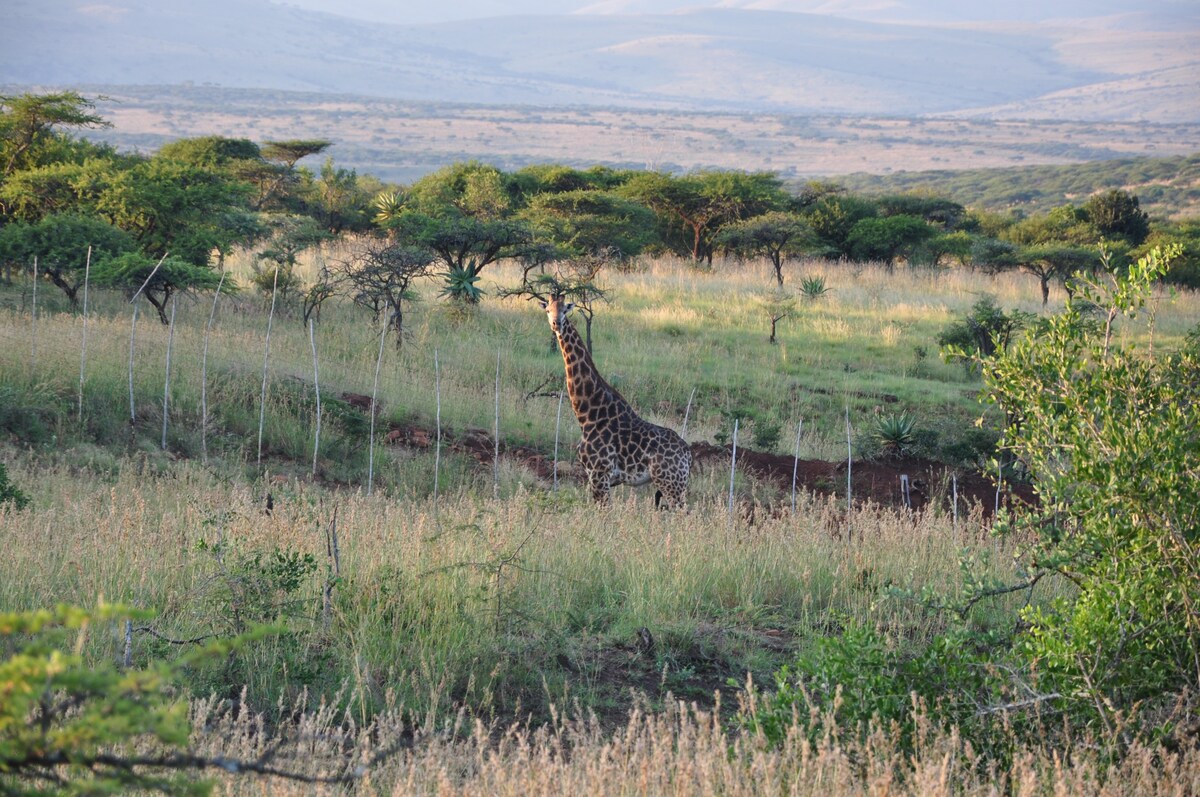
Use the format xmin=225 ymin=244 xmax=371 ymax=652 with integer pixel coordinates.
xmin=309 ymin=318 xmax=322 ymax=478
xmin=433 ymin=349 xmax=442 ymax=505
xmin=366 ymin=316 xmax=388 ymax=496
xmin=727 ymin=418 xmax=739 ymax=524
xmin=493 ymin=351 xmax=500 ymax=499
xmin=77 ymin=246 xmax=91 ymax=422
xmin=257 ymin=266 xmax=280 ymax=468
xmin=681 ymin=386 xmax=696 ymax=439
xmin=161 ymin=295 xmax=177 ymax=449
xmin=200 ymin=270 xmax=225 ymax=466
xmin=30 ymin=256 xmax=37 ymax=370
xmin=127 ymin=300 xmax=139 ymax=427
xmin=553 ymin=387 xmax=565 ymax=491
xmin=790 ymin=418 xmax=804 ymax=512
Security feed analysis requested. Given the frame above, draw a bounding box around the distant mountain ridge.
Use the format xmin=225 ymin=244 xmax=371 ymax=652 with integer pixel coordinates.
xmin=2 ymin=0 xmax=1197 ymax=120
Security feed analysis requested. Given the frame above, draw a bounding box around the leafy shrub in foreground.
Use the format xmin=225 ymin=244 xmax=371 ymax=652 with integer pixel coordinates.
xmin=740 ymin=621 xmax=1002 ymax=750
xmin=983 ymin=246 xmax=1200 ymax=740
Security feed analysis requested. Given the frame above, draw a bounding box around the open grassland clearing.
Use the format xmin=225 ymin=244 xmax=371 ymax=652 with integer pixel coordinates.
xmin=10 ymin=253 xmax=1196 ymax=485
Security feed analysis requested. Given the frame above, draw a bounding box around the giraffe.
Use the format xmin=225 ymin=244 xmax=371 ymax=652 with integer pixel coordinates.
xmin=541 ymin=296 xmax=691 ymax=508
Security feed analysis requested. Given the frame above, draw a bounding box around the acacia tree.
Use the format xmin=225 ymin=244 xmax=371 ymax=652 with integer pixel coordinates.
xmin=847 ymin=214 xmax=935 ymax=270
xmin=335 ymin=236 xmax=434 ymax=347
xmin=504 ymin=253 xmax=612 ymax=353
xmin=717 ymin=211 xmax=812 ymax=285
xmin=384 ymin=212 xmax=529 ymax=304
xmin=0 ymin=91 xmax=109 ymax=179
xmin=621 ymin=170 xmax=786 ymax=265
xmin=255 ymin=139 xmax=332 ymax=210
xmin=251 ymin=214 xmax=330 ymax=305
xmin=520 ymin=189 xmax=655 ymax=261
xmin=1018 ymin=244 xmax=1101 ymax=306
xmin=93 ymin=253 xmax=227 ymax=324
xmin=0 ymin=213 xmax=135 ymax=305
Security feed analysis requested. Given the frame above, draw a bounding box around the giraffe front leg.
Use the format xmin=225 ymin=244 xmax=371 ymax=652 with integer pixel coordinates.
xmin=587 ymin=467 xmax=612 ymax=504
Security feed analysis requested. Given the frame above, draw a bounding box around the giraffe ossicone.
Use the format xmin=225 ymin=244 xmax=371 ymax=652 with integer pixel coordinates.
xmin=542 ymin=296 xmax=691 ymax=509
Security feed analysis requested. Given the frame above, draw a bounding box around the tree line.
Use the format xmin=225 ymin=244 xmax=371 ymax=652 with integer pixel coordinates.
xmin=2 ymin=91 xmax=1197 ymax=337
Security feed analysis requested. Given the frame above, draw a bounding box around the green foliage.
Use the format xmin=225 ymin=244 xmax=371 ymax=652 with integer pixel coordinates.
xmin=620 ymin=170 xmax=788 ymax=263
xmin=0 ymin=460 xmax=30 ymax=509
xmin=1084 ymin=188 xmax=1150 ymax=246
xmin=0 ymin=604 xmax=214 ymax=795
xmin=938 ymin=296 xmax=1032 ymax=373
xmin=520 ymin=189 xmax=655 ymax=260
xmin=439 ymin=262 xmax=484 ymax=304
xmin=195 ymin=541 xmax=319 ymax=634
xmin=717 ymin=211 xmax=812 ymax=285
xmin=92 ymin=252 xmax=226 ymax=324
xmin=834 ymin=153 xmax=1199 ymax=220
xmin=0 ymin=212 xmax=136 ymax=306
xmin=751 ymin=417 xmax=782 ymax=450
xmin=0 ymin=91 xmax=109 ymax=180
xmin=742 ymin=622 xmax=1000 ymax=749
xmin=981 ymin=246 xmax=1200 ymax=736
xmin=802 ymin=194 xmax=877 ymax=259
xmin=798 ymin=275 xmax=829 ymax=300
xmin=873 ymin=412 xmax=916 ymax=456
xmin=847 ymin=214 xmax=935 ymax=267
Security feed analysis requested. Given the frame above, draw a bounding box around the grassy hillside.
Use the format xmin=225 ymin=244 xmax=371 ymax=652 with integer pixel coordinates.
xmin=2 ymin=254 xmax=1197 ymax=792
xmin=834 ymin=152 xmax=1200 ymax=219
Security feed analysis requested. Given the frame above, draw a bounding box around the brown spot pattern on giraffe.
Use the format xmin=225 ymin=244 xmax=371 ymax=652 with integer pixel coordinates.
xmin=542 ymin=296 xmax=691 ymax=509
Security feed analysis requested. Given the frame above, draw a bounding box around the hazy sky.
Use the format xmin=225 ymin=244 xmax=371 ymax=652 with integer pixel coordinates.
xmin=270 ymin=0 xmax=1193 ymax=26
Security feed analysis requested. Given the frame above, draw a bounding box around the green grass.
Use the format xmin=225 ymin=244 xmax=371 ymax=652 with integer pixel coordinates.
xmin=3 ymin=253 xmax=1195 ymax=791
xmin=3 ymin=252 xmax=1198 ymax=479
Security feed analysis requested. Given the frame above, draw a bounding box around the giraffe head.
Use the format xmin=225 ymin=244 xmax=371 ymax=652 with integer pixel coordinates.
xmin=540 ymin=296 xmax=575 ymax=333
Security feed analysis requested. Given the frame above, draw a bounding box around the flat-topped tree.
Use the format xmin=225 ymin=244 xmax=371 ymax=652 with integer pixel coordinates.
xmin=256 ymin=139 xmax=332 ymax=210
xmin=717 ymin=211 xmax=813 ymax=286
xmin=0 ymin=213 xmax=135 ymax=304
xmin=0 ymin=91 xmax=109 ymax=178
xmin=94 ymin=253 xmax=229 ymax=324
xmin=620 ymin=170 xmax=786 ymax=265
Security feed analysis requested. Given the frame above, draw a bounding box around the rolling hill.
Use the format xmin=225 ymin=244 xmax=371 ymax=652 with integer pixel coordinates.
xmin=2 ymin=0 xmax=1196 ymax=120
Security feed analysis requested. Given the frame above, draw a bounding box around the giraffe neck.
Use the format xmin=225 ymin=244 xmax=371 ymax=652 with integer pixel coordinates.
xmin=554 ymin=316 xmax=631 ymax=426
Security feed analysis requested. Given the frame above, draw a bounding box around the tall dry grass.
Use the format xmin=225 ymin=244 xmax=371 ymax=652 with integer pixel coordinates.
xmin=181 ymin=692 xmax=1200 ymax=796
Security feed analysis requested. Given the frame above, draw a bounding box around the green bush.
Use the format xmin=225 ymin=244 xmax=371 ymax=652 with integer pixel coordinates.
xmin=982 ymin=246 xmax=1200 ymax=739
xmin=0 ymin=461 xmax=30 ymax=509
xmin=0 ymin=604 xmax=211 ymax=795
xmin=938 ymin=296 xmax=1032 ymax=374
xmin=873 ymin=412 xmax=916 ymax=457
xmin=741 ymin=621 xmax=1000 ymax=750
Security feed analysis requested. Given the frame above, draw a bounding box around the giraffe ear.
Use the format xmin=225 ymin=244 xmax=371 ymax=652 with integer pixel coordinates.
xmin=563 ymin=302 xmax=576 ymax=314
xmin=538 ymin=300 xmax=548 ymax=310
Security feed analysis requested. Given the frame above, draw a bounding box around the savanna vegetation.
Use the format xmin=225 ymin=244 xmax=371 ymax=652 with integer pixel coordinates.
xmin=1 ymin=91 xmax=1198 ymax=795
